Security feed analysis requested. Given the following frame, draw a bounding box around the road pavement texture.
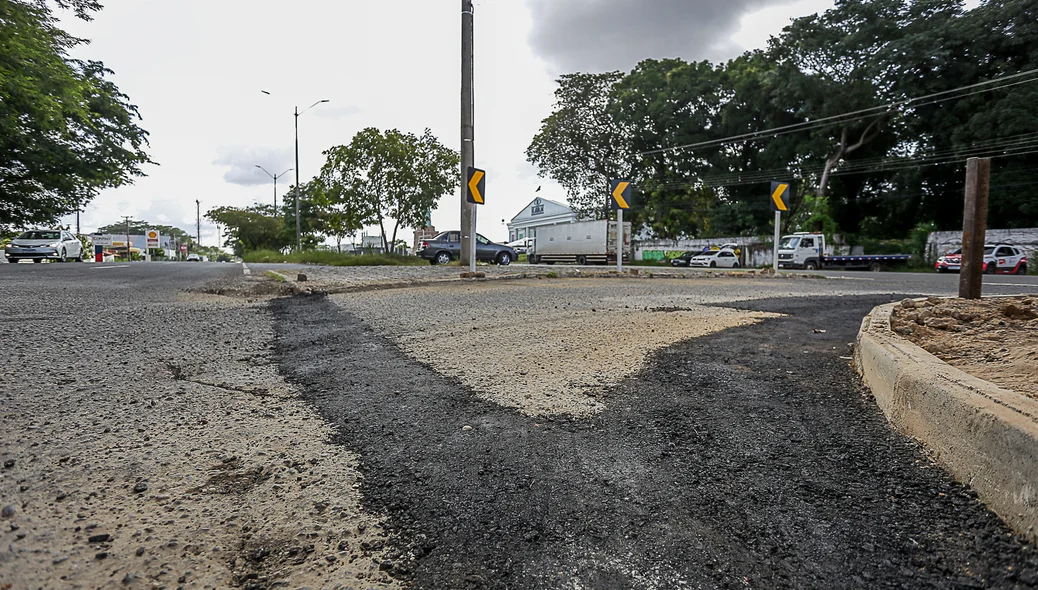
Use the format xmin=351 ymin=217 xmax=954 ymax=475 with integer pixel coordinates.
xmin=0 ymin=263 xmax=403 ymax=589
xmin=272 ymin=281 xmax=1038 ymax=589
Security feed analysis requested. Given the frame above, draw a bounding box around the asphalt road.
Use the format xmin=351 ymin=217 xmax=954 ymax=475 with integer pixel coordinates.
xmin=4 ymin=262 xmax=1038 ymax=589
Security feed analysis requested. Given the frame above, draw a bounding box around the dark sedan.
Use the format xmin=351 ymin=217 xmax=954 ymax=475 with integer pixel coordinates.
xmin=417 ymin=231 xmax=516 ymax=265
xmin=669 ymin=251 xmax=697 ymax=267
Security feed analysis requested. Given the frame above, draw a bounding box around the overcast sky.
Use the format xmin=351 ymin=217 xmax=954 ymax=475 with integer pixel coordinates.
xmin=59 ymin=0 xmax=835 ymax=247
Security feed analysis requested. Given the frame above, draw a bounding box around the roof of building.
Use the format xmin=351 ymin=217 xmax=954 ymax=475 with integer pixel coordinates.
xmin=509 ymin=196 xmax=574 ymax=223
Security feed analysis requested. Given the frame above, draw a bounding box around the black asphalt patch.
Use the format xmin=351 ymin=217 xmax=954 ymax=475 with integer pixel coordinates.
xmin=271 ymin=293 xmax=1038 ymax=589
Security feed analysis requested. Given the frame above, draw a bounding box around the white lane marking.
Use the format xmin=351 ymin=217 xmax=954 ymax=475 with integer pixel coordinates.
xmin=242 ymin=263 xmax=251 ymax=276
xmin=92 ymin=265 xmax=130 ymax=270
xmin=984 ymin=282 xmax=1038 ymax=287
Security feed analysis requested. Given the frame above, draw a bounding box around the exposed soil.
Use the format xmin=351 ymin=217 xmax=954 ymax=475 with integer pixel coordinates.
xmin=890 ymin=296 xmax=1038 ymax=399
xmin=271 ymin=288 xmax=1038 ymax=589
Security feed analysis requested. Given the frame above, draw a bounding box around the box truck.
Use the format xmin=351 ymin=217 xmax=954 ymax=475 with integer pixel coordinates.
xmin=528 ymin=220 xmax=631 ymax=265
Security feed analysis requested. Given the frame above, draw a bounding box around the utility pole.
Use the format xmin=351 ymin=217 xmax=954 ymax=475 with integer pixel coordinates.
xmin=123 ymin=216 xmax=132 ymax=261
xmin=460 ymin=0 xmax=476 ymax=268
xmin=76 ymin=210 xmax=81 ymax=235
xmin=196 ymin=200 xmax=201 ymax=246
xmin=295 ymin=107 xmax=301 ymax=252
xmin=959 ymin=157 xmax=990 ymax=299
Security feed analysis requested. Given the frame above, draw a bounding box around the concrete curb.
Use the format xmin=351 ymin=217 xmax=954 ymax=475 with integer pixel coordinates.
xmin=855 ymin=302 xmax=1038 ymax=542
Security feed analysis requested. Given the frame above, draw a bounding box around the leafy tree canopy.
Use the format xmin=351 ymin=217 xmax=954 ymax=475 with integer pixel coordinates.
xmin=528 ymin=0 xmax=1038 ymax=240
xmin=319 ymin=128 xmax=459 ymax=251
xmin=0 ymin=0 xmax=151 ymax=233
xmin=95 ymin=220 xmax=192 ymax=241
xmin=206 ymin=205 xmax=290 ymax=256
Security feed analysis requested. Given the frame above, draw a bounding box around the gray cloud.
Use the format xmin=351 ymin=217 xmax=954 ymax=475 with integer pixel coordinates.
xmin=213 ymin=145 xmax=295 ymax=187
xmin=526 ymin=0 xmax=790 ymax=73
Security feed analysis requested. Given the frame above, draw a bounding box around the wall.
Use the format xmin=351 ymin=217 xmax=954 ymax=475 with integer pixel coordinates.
xmin=927 ymin=228 xmax=1038 ymax=262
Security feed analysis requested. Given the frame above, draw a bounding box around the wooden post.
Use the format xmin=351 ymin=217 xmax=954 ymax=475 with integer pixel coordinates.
xmin=958 ymin=157 xmax=990 ymax=299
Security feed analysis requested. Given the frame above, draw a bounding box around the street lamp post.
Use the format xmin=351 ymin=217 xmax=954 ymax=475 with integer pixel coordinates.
xmin=261 ymin=91 xmax=328 ymax=251
xmin=255 ymin=165 xmax=293 ymax=210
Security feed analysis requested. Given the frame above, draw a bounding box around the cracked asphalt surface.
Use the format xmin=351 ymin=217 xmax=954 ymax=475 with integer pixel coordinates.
xmin=4 ymin=262 xmax=1038 ymax=589
xmin=272 ymin=289 xmax=1038 ymax=589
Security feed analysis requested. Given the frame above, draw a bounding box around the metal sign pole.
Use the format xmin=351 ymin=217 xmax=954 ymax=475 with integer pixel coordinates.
xmin=617 ymin=209 xmax=623 ymax=274
xmin=773 ymin=210 xmax=781 ymax=272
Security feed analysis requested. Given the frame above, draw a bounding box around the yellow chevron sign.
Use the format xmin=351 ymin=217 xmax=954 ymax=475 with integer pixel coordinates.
xmin=770 ymin=182 xmax=789 ymax=212
xmin=466 ymin=167 xmax=485 ymax=205
xmin=610 ymin=179 xmax=631 ymax=210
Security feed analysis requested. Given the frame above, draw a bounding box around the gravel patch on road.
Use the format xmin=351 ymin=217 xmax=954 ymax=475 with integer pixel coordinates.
xmin=253 ymin=263 xmax=815 ymax=294
xmin=330 ymin=280 xmax=778 ymax=416
xmin=272 ymin=290 xmax=1038 ymax=589
xmin=0 ymin=271 xmax=399 ymax=589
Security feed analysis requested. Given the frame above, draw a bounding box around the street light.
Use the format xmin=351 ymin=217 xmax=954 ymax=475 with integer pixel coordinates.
xmin=261 ymin=90 xmax=329 ymax=251
xmin=255 ymin=165 xmax=293 ymax=210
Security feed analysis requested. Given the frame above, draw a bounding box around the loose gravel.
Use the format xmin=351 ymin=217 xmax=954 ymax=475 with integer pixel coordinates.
xmin=0 ymin=265 xmax=400 ymax=589
xmin=329 ymin=279 xmax=778 ymax=416
xmin=272 ymin=279 xmax=1038 ymax=589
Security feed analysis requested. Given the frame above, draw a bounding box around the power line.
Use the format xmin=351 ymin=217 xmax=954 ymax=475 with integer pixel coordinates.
xmin=638 ymin=67 xmax=1038 ymax=157
xmin=639 ymin=135 xmax=1038 ymax=191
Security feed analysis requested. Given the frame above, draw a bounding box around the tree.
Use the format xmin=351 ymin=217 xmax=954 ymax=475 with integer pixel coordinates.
xmin=95 ymin=220 xmax=192 ymax=242
xmin=527 ymin=72 xmax=636 ymax=220
xmin=0 ymin=0 xmax=151 ymax=232
xmin=311 ymin=179 xmax=364 ymax=253
xmin=205 ymin=205 xmax=290 ymax=255
xmin=319 ymin=128 xmax=459 ymax=251
xmin=280 ymin=181 xmax=328 ymax=250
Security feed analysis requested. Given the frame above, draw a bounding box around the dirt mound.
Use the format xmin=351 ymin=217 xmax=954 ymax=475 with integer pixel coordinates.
xmin=890 ymin=296 xmax=1038 ymax=399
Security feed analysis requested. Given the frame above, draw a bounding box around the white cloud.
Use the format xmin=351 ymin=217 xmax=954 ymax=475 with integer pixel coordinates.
xmin=58 ymin=0 xmax=835 ymax=247
xmin=214 ymin=146 xmax=295 ymax=187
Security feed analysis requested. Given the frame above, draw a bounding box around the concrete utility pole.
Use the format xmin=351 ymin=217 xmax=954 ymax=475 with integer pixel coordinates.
xmin=122 ymin=216 xmax=131 ymax=261
xmin=196 ymin=200 xmax=201 ymax=246
xmin=959 ymin=157 xmax=990 ymax=299
xmin=460 ymin=0 xmax=476 ymax=268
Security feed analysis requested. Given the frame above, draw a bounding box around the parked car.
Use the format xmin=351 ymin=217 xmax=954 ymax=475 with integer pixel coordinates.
xmin=935 ymin=245 xmax=1026 ymax=274
xmin=416 ymin=231 xmax=516 ymax=265
xmin=688 ymin=249 xmax=741 ymax=269
xmin=4 ymin=229 xmax=83 ymax=263
xmin=670 ymin=251 xmax=697 ymax=267
xmin=505 ymin=238 xmax=533 ymax=254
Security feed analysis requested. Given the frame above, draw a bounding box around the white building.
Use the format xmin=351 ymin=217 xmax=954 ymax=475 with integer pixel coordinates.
xmin=506 ymin=197 xmax=578 ymax=242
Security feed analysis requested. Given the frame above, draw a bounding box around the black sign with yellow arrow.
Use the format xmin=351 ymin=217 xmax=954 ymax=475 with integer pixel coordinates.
xmin=769 ymin=181 xmax=790 ymax=212
xmin=466 ymin=167 xmax=485 ymax=205
xmin=609 ymin=179 xmax=631 ymax=210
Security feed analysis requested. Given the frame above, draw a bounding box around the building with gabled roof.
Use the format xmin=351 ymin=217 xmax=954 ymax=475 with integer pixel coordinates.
xmin=506 ymin=196 xmax=578 ymax=242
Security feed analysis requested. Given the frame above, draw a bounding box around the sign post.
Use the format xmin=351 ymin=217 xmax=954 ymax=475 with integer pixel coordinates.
xmin=609 ymin=179 xmax=631 ymax=273
xmin=959 ymin=157 xmax=990 ymax=299
xmin=770 ymin=182 xmax=790 ymax=272
xmin=145 ymin=230 xmax=160 ymax=262
xmin=90 ymin=235 xmax=114 ymax=263
xmin=465 ymin=166 xmax=485 ymax=274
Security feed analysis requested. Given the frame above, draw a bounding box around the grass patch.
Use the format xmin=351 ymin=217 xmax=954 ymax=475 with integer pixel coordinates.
xmin=243 ymin=249 xmax=427 ymax=267
xmin=546 ymin=271 xmax=558 ymax=279
xmin=263 ymin=270 xmax=287 ymax=283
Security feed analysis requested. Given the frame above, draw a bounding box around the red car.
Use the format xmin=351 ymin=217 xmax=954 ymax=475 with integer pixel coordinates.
xmin=935 ymin=245 xmax=1027 ymax=275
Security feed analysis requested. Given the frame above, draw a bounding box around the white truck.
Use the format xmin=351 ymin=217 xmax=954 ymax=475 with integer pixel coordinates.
xmin=528 ymin=220 xmax=631 ymax=265
xmin=777 ymin=232 xmax=911 ymax=271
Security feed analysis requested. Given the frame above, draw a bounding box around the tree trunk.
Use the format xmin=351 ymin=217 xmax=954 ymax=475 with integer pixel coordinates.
xmin=378 ymin=218 xmax=388 ymax=252
xmin=390 ymin=220 xmax=400 ymax=255
xmin=818 ymin=120 xmax=882 ymax=198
